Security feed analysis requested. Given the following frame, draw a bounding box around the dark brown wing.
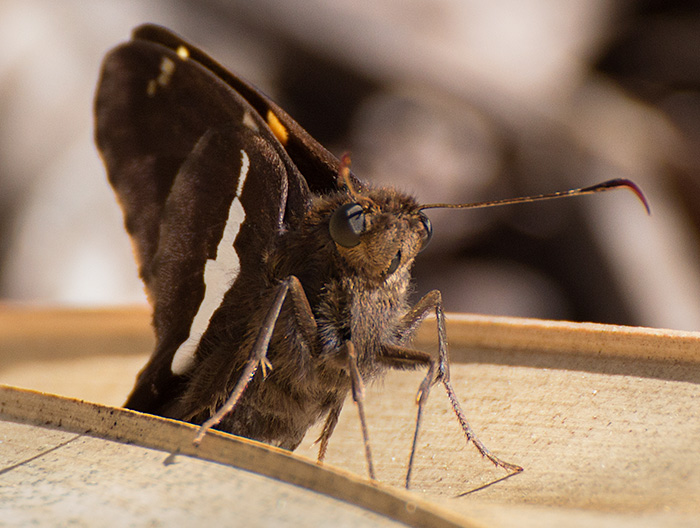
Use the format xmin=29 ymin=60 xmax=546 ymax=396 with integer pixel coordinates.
xmin=95 ymin=27 xmax=317 ymax=412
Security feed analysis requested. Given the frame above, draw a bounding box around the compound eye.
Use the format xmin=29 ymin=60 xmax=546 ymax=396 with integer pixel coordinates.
xmin=418 ymin=211 xmax=432 ymax=252
xmin=329 ymin=203 xmax=366 ymax=247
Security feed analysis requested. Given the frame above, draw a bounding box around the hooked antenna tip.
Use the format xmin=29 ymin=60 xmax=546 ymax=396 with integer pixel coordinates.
xmin=583 ymin=178 xmax=651 ymax=215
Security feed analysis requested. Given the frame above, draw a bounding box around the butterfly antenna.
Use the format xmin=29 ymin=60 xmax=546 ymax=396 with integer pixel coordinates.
xmin=420 ymin=178 xmax=650 ymax=214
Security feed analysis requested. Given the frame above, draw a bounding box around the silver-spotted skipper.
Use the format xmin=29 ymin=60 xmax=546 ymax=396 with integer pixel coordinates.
xmin=95 ymin=24 xmax=649 ymax=487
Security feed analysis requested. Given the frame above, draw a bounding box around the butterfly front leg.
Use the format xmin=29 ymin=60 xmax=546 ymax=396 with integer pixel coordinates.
xmin=381 ymin=290 xmax=523 ymax=489
xmin=193 ymin=275 xmax=318 ymax=445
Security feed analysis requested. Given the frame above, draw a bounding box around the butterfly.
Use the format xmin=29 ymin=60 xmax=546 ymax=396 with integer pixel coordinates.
xmin=95 ymin=24 xmax=647 ymax=487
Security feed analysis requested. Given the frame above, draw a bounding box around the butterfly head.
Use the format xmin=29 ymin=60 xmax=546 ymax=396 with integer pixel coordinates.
xmin=325 ymin=158 xmax=432 ymax=283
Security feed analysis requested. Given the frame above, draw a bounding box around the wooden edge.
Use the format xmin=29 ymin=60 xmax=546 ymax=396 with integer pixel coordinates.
xmin=2 ymin=304 xmax=699 ymax=364
xmin=415 ymin=313 xmax=700 ymax=363
xmin=0 ymin=384 xmax=483 ymax=528
xmin=0 ymin=304 xmax=152 ymax=341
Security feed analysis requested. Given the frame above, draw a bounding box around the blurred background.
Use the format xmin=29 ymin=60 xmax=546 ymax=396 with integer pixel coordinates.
xmin=1 ymin=0 xmax=699 ymax=331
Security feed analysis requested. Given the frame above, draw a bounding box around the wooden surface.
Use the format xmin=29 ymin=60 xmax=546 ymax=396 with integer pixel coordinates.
xmin=1 ymin=305 xmax=699 ymax=527
xmin=0 ymin=386 xmax=468 ymax=528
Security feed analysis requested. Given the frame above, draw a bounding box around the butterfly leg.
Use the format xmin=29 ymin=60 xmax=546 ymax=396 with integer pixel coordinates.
xmin=315 ymin=401 xmax=343 ymax=463
xmin=384 ymin=290 xmax=523 ymax=488
xmin=377 ymin=344 xmax=433 ymax=488
xmin=345 ymin=340 xmax=376 ymax=480
xmin=193 ymin=275 xmax=315 ymax=444
xmin=316 ymin=341 xmax=375 ymax=478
